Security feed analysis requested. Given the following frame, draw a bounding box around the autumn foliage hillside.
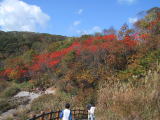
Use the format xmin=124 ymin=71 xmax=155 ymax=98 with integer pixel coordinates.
xmin=0 ymin=7 xmax=160 ymax=120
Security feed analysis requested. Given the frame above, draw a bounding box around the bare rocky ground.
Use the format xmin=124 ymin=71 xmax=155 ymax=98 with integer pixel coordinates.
xmin=0 ymin=87 xmax=56 ymax=120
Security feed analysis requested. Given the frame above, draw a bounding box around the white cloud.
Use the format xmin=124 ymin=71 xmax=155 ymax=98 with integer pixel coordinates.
xmin=73 ymin=20 xmax=81 ymax=26
xmin=76 ymin=9 xmax=83 ymax=15
xmin=92 ymin=26 xmax=102 ymax=32
xmin=76 ymin=26 xmax=102 ymax=35
xmin=118 ymin=0 xmax=136 ymax=4
xmin=128 ymin=17 xmax=138 ymax=24
xmin=0 ymin=0 xmax=50 ymax=32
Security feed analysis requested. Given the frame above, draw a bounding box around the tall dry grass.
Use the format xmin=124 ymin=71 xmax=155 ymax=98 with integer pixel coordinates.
xmin=96 ymin=63 xmax=160 ymax=120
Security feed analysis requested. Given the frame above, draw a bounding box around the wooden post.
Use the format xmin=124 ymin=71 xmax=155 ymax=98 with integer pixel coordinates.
xmin=74 ymin=110 xmax=76 ymax=119
xmin=40 ymin=111 xmax=45 ymax=120
xmin=55 ymin=111 xmax=59 ymax=120
xmin=48 ymin=110 xmax=52 ymax=120
xmin=75 ymin=108 xmax=77 ymax=118
xmin=84 ymin=109 xmax=86 ymax=117
xmin=79 ymin=108 xmax=81 ymax=118
xmin=57 ymin=110 xmax=60 ymax=120
xmin=73 ymin=110 xmax=75 ymax=119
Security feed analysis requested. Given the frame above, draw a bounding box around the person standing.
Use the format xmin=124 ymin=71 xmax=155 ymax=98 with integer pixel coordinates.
xmin=60 ymin=103 xmax=72 ymax=120
xmin=87 ymin=104 xmax=96 ymax=120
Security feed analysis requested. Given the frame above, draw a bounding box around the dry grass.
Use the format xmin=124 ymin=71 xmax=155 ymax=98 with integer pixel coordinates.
xmin=96 ymin=64 xmax=160 ymax=120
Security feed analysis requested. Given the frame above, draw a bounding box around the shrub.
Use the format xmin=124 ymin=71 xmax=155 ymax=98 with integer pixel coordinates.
xmin=0 ymin=80 xmax=9 ymax=93
xmin=0 ymin=99 xmax=14 ymax=113
xmin=31 ymin=92 xmax=74 ymax=112
xmin=15 ymin=82 xmax=34 ymax=91
xmin=2 ymin=86 xmax=20 ymax=98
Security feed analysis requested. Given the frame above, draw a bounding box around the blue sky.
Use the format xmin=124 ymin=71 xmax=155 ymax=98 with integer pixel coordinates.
xmin=0 ymin=0 xmax=159 ymax=36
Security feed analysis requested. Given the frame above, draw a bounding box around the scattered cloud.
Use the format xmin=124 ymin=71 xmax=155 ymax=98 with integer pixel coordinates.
xmin=118 ymin=0 xmax=136 ymax=4
xmin=92 ymin=26 xmax=102 ymax=32
xmin=76 ymin=26 xmax=102 ymax=35
xmin=73 ymin=20 xmax=81 ymax=26
xmin=128 ymin=17 xmax=138 ymax=24
xmin=76 ymin=9 xmax=83 ymax=15
xmin=0 ymin=0 xmax=50 ymax=32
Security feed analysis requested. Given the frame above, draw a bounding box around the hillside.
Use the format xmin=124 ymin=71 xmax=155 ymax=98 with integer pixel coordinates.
xmin=0 ymin=7 xmax=160 ymax=120
xmin=0 ymin=31 xmax=69 ymax=80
